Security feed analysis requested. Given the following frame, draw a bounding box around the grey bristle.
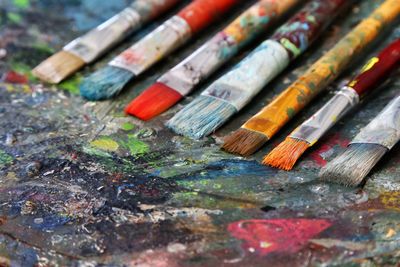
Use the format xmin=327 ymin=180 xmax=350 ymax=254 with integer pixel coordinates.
xmin=80 ymin=65 xmax=134 ymax=101
xmin=166 ymin=95 xmax=237 ymax=139
xmin=319 ymin=143 xmax=388 ymax=187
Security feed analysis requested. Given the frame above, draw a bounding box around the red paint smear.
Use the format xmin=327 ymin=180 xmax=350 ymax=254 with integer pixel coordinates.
xmin=121 ymin=50 xmax=141 ymax=64
xmin=228 ymin=219 xmax=331 ymax=256
xmin=309 ymin=133 xmax=349 ymax=166
xmin=4 ymin=71 xmax=28 ymax=84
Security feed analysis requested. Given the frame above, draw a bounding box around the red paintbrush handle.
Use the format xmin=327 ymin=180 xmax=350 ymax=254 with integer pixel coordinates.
xmin=271 ymin=0 xmax=348 ymax=59
xmin=348 ymin=38 xmax=400 ymax=96
xmin=178 ymin=0 xmax=239 ymax=34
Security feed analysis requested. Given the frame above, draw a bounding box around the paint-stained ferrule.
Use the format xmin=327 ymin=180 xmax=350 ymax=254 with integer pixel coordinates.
xmin=201 ymin=40 xmax=290 ymax=110
xmin=64 ymin=0 xmax=179 ymax=63
xmin=352 ymin=95 xmax=400 ymax=149
xmin=157 ymin=0 xmax=299 ymax=96
xmin=290 ymin=87 xmax=360 ymax=145
xmin=64 ymin=7 xmax=141 ymax=63
xmin=109 ymin=15 xmax=192 ymax=75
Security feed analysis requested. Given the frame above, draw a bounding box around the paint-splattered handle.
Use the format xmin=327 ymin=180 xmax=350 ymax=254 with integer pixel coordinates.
xmin=348 ymin=38 xmax=400 ymax=96
xmin=243 ymin=0 xmax=400 ymax=138
xmin=178 ymin=0 xmax=239 ymax=34
xmin=271 ymin=0 xmax=347 ymax=59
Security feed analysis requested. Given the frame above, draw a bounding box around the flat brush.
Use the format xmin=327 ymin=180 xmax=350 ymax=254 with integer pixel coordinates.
xmin=222 ymin=0 xmax=400 ymax=156
xmin=80 ymin=0 xmax=240 ymax=101
xmin=125 ymin=0 xmax=301 ymax=121
xmin=320 ymin=95 xmax=400 ymax=187
xmin=32 ymin=0 xmax=181 ymax=84
xmin=264 ymin=38 xmax=400 ymax=170
xmin=167 ymin=0 xmax=349 ymax=139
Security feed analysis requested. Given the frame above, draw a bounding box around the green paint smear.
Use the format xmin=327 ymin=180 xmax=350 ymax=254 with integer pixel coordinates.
xmin=91 ymin=137 xmax=119 ymax=152
xmin=0 ymin=150 xmax=13 ymax=167
xmin=121 ymin=135 xmax=149 ymax=155
xmin=7 ymin=12 xmax=22 ymax=24
xmin=13 ymin=0 xmax=30 ymax=9
xmin=10 ymin=62 xmax=37 ymax=82
xmin=59 ymin=75 xmax=82 ymax=95
xmin=121 ymin=122 xmax=135 ymax=131
xmin=287 ymin=107 xmax=296 ymax=118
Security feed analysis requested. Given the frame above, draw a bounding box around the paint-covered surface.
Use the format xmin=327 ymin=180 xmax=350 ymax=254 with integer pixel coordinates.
xmin=1 ymin=0 xmax=400 ymax=266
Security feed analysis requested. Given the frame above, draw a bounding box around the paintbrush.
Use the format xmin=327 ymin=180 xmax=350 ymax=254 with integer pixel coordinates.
xmin=222 ymin=0 xmax=400 ymax=156
xmin=263 ymin=38 xmax=400 ymax=170
xmin=79 ymin=0 xmax=240 ymax=101
xmin=32 ymin=0 xmax=181 ymax=84
xmin=320 ymin=94 xmax=400 ymax=186
xmin=167 ymin=0 xmax=350 ymax=139
xmin=125 ymin=0 xmax=301 ymax=121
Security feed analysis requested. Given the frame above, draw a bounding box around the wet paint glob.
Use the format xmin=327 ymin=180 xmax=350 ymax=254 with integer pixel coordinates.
xmin=228 ymin=219 xmax=332 ymax=255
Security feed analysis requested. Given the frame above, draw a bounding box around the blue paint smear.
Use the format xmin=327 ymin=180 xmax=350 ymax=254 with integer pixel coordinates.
xmin=172 ymin=159 xmax=278 ymax=181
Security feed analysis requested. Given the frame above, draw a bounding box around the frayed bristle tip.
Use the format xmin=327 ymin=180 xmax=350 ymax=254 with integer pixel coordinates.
xmin=166 ymin=95 xmax=237 ymax=139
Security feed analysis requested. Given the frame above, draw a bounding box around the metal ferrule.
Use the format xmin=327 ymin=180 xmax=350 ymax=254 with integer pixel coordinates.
xmin=290 ymin=86 xmax=360 ymax=145
xmin=201 ymin=40 xmax=290 ymax=110
xmin=109 ymin=15 xmax=191 ymax=75
xmin=64 ymin=7 xmax=142 ymax=63
xmin=352 ymin=95 xmax=400 ymax=149
xmin=158 ymin=33 xmax=235 ymax=96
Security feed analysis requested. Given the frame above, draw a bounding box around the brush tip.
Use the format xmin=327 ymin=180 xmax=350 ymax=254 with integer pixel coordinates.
xmin=32 ymin=50 xmax=85 ymax=84
xmin=80 ymin=65 xmax=134 ymax=101
xmin=125 ymin=82 xmax=183 ymax=121
xmin=222 ymin=128 xmax=269 ymax=156
xmin=262 ymin=138 xmax=310 ymax=171
xmin=319 ymin=143 xmax=388 ymax=187
xmin=167 ymin=95 xmax=237 ymax=139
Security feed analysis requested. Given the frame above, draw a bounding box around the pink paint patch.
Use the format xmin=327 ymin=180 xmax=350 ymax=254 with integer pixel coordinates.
xmin=4 ymin=71 xmax=28 ymax=84
xmin=228 ymin=219 xmax=331 ymax=256
xmin=121 ymin=50 xmax=141 ymax=64
xmin=310 ymin=133 xmax=349 ymax=166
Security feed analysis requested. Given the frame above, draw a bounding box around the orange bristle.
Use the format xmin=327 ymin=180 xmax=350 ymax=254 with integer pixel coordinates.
xmin=262 ymin=137 xmax=310 ymax=171
xmin=125 ymin=82 xmax=183 ymax=121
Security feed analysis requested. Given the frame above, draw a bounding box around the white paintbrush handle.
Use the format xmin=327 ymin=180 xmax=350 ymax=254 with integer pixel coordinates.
xmin=352 ymin=95 xmax=400 ymax=149
xmin=109 ymin=15 xmax=191 ymax=75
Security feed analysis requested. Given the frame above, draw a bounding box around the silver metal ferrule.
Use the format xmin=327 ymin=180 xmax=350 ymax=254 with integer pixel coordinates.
xmin=64 ymin=7 xmax=142 ymax=63
xmin=291 ymin=86 xmax=360 ymax=145
xmin=109 ymin=15 xmax=192 ymax=75
xmin=352 ymin=95 xmax=400 ymax=149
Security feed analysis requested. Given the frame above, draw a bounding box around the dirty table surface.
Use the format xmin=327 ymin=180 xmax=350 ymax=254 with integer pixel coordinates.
xmin=1 ymin=0 xmax=400 ymax=266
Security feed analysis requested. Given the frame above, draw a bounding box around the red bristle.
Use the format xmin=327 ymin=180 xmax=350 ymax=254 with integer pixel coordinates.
xmin=125 ymin=82 xmax=183 ymax=121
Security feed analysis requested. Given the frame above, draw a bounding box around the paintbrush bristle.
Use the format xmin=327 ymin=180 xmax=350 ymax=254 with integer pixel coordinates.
xmin=166 ymin=95 xmax=236 ymax=139
xmin=222 ymin=128 xmax=268 ymax=156
xmin=80 ymin=65 xmax=134 ymax=101
xmin=262 ymin=137 xmax=310 ymax=171
xmin=32 ymin=50 xmax=85 ymax=84
xmin=319 ymin=143 xmax=388 ymax=187
xmin=125 ymin=82 xmax=183 ymax=121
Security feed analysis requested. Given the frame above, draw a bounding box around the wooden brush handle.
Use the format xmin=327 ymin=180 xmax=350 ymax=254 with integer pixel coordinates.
xmin=348 ymin=38 xmax=400 ymax=96
xmin=178 ymin=0 xmax=239 ymax=34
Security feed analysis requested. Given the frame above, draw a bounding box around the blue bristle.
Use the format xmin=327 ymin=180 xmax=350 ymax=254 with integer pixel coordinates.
xmin=80 ymin=65 xmax=134 ymax=101
xmin=166 ymin=95 xmax=237 ymax=139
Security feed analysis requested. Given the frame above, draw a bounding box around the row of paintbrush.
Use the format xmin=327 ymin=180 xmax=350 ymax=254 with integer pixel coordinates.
xmin=32 ymin=0 xmax=400 ymax=186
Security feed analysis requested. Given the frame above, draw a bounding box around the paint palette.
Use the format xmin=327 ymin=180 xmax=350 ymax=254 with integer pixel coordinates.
xmin=1 ymin=0 xmax=400 ymax=266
